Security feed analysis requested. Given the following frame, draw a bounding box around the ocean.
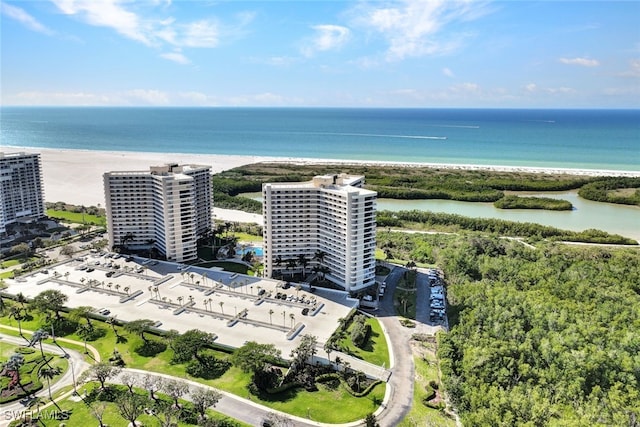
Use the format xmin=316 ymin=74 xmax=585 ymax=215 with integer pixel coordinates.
xmin=1 ymin=107 xmax=639 ymax=171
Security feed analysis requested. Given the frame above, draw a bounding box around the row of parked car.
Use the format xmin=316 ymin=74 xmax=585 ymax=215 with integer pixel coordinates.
xmin=428 ymin=269 xmax=446 ymax=321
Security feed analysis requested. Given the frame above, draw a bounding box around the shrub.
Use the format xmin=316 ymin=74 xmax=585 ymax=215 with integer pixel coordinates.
xmin=133 ymin=339 xmax=167 ymax=357
xmin=424 ymin=384 xmax=436 ymax=402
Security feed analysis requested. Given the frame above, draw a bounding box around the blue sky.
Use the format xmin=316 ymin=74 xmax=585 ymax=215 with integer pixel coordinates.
xmin=1 ymin=0 xmax=639 ymax=108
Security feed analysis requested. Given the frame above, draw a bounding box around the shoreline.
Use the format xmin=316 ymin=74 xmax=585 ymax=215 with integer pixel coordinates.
xmin=3 ymin=146 xmax=640 ymax=208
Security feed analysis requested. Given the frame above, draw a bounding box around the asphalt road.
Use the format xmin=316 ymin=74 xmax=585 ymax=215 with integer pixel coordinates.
xmin=0 ymin=333 xmax=91 ymax=427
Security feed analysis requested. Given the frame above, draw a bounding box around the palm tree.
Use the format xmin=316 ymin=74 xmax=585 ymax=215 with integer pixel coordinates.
xmin=39 ymin=365 xmax=61 ymax=400
xmin=188 ymin=295 xmax=194 ymax=306
xmin=106 ymin=316 xmax=119 ymax=336
xmin=289 ymin=313 xmax=295 ymax=328
xmin=203 ymin=299 xmax=209 ymax=311
xmin=202 ymin=272 xmax=208 ymax=286
xmin=31 ymin=329 xmax=49 ymax=358
xmin=107 ymin=282 xmax=113 ymax=291
xmin=177 ymin=296 xmax=183 ymax=306
xmin=313 ymin=249 xmax=327 ymax=264
xmin=353 ymin=370 xmax=366 ymax=393
xmin=114 ymin=284 xmax=121 ymax=293
xmin=5 ymin=353 xmax=25 ymax=389
xmin=334 ymin=356 xmax=343 ymax=372
xmin=285 ymin=259 xmax=297 ymax=279
xmin=64 ymin=271 xmax=70 ymax=281
xmin=282 ymin=310 xmax=286 ymax=327
xmin=298 ymin=254 xmax=309 ymax=277
xmin=9 ymin=306 xmax=23 ymax=335
xmin=218 ymin=301 xmax=224 ymax=314
xmin=27 ymin=396 xmax=45 ymax=420
xmin=268 ymin=309 xmax=274 ymax=325
xmin=153 ymin=286 xmax=160 ymax=299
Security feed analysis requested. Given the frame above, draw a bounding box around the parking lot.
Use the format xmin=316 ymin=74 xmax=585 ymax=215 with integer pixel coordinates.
xmin=5 ymin=252 xmax=358 ymax=355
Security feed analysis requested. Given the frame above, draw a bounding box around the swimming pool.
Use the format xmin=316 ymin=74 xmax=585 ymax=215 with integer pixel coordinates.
xmin=237 ymin=246 xmax=263 ymax=257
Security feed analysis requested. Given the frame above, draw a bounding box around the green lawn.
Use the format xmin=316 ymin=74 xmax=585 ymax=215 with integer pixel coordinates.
xmin=338 ymin=317 xmax=390 ymax=367
xmin=46 ymin=209 xmax=107 ymax=226
xmin=1 ymin=259 xmax=21 ymax=268
xmin=233 ymin=232 xmax=263 ymax=243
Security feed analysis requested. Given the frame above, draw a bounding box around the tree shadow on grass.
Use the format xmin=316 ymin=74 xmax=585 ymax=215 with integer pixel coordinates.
xmin=359 ymin=329 xmax=379 ymax=353
xmin=186 ymin=355 xmax=231 ymax=380
xmin=133 ymin=340 xmax=167 ymax=357
xmin=254 ymin=385 xmax=301 ymax=403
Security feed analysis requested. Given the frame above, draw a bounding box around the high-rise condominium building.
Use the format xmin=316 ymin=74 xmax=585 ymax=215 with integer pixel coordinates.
xmin=103 ymin=163 xmax=212 ymax=263
xmin=263 ymin=174 xmax=377 ymax=293
xmin=0 ymin=152 xmax=46 ymax=234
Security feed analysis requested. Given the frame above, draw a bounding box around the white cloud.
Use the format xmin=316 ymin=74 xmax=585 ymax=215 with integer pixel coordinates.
xmin=180 ymin=20 xmax=219 ymax=48
xmin=545 ymin=86 xmax=575 ymax=94
xmin=559 ymin=57 xmax=600 ymax=67
xmin=619 ymin=59 xmax=640 ymax=78
xmin=49 ymin=0 xmax=253 ymax=62
xmin=442 ymin=67 xmax=454 ymax=78
xmin=160 ymin=51 xmax=190 ymax=64
xmin=52 ymin=0 xmax=152 ymax=45
xmin=1 ymin=2 xmax=54 ymax=35
xmin=450 ymin=82 xmax=480 ymax=94
xmin=3 ymin=91 xmax=110 ymax=105
xmin=523 ymin=83 xmax=574 ymax=95
xmin=124 ymin=89 xmax=170 ymax=105
xmin=302 ymin=24 xmax=350 ymax=57
xmin=177 ymin=91 xmax=212 ymax=105
xmin=351 ymin=0 xmax=490 ymax=61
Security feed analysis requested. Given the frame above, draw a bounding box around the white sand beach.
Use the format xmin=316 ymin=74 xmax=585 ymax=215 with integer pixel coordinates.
xmin=3 ymin=147 xmax=640 ymax=220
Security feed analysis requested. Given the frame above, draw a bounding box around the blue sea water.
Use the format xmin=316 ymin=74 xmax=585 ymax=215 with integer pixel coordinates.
xmin=1 ymin=107 xmax=639 ymax=171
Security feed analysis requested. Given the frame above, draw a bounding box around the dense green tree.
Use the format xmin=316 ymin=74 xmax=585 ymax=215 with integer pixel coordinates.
xmin=434 ymin=236 xmax=640 ymax=426
xmin=232 ymin=341 xmax=281 ymax=374
xmin=31 ymin=289 xmax=68 ymax=320
xmin=171 ymin=329 xmax=217 ymax=364
xmin=123 ymin=318 xmax=155 ymax=343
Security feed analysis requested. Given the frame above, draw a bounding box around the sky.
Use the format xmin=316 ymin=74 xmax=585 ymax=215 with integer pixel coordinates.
xmin=1 ymin=0 xmax=639 ymax=108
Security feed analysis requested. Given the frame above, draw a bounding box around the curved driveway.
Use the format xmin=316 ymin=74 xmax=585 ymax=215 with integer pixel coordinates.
xmin=0 ymin=332 xmax=91 ymax=427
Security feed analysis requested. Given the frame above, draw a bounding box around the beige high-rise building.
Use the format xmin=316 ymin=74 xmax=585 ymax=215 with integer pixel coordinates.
xmin=0 ymin=152 xmax=46 ymax=234
xmin=103 ymin=163 xmax=212 ymax=262
xmin=263 ymin=174 xmax=377 ymax=293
